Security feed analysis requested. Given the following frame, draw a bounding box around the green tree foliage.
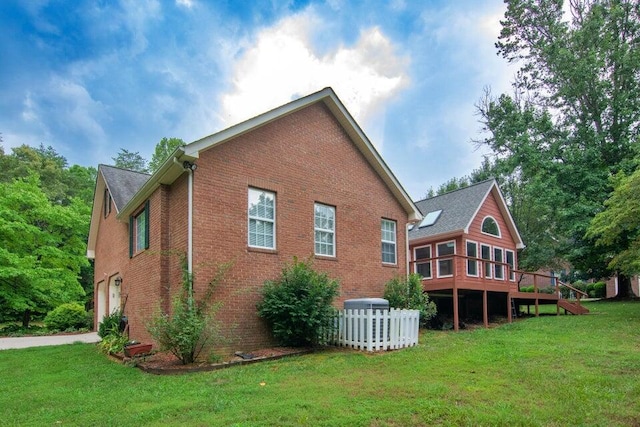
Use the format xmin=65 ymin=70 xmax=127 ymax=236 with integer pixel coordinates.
xmin=383 ymin=274 xmax=437 ymax=326
xmin=475 ymin=0 xmax=640 ymax=280
xmin=257 ymin=258 xmax=339 ymax=347
xmin=112 ymin=148 xmax=148 ymax=173
xmin=0 ymin=175 xmax=87 ymax=326
xmin=587 ymin=165 xmax=640 ymax=278
xmin=149 ymin=137 xmax=185 ymax=173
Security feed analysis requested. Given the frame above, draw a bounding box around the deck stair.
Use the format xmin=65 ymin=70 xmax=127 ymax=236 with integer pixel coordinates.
xmin=557 ymin=299 xmax=589 ymax=315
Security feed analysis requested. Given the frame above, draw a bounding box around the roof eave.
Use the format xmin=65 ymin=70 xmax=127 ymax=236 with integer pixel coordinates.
xmin=185 ymin=87 xmax=421 ymax=221
xmin=117 ymin=147 xmax=194 ymax=220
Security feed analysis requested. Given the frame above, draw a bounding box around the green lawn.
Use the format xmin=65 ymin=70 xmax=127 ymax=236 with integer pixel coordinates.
xmin=1 ymin=300 xmax=639 ymax=426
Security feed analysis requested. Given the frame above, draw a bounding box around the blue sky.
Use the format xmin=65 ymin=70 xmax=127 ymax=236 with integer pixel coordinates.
xmin=0 ymin=0 xmax=515 ymax=199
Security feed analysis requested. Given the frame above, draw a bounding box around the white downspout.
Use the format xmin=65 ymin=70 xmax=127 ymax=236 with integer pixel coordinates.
xmin=406 ymin=223 xmax=411 ymax=277
xmin=173 ymin=157 xmax=194 ymax=277
xmin=187 ymin=168 xmax=193 ymax=276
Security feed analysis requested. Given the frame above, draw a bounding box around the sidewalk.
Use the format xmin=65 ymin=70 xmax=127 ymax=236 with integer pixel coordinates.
xmin=0 ymin=332 xmax=101 ymax=350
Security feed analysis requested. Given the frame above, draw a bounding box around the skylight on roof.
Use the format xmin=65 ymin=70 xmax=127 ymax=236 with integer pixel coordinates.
xmin=419 ymin=209 xmax=442 ymax=228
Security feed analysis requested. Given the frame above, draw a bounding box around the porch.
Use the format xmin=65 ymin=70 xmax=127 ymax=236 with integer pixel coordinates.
xmin=411 ymin=254 xmax=588 ymax=331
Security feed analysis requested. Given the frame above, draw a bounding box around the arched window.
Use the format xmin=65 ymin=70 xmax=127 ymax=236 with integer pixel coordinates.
xmin=481 ymin=216 xmax=501 ymax=237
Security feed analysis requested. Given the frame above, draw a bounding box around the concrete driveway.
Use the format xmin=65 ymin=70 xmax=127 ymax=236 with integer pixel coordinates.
xmin=0 ymin=332 xmax=101 ymax=350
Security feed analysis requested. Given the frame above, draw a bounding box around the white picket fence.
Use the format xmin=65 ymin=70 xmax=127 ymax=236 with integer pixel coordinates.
xmin=325 ymin=308 xmax=420 ymax=352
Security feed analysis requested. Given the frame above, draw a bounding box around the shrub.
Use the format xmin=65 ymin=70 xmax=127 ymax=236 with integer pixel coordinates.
xmin=44 ymin=303 xmax=89 ymax=331
xmin=521 ymin=285 xmax=534 ymax=293
xmin=257 ymin=257 xmax=339 ymax=347
xmin=593 ymin=282 xmax=606 ymax=298
xmin=97 ymin=308 xmax=125 ymax=338
xmin=383 ymin=274 xmax=437 ymax=326
xmin=97 ymin=307 xmax=128 ymax=354
xmin=147 ymin=257 xmax=229 ymax=364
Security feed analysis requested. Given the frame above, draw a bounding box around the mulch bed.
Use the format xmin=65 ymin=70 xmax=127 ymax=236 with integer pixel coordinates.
xmin=122 ymin=347 xmax=313 ymax=375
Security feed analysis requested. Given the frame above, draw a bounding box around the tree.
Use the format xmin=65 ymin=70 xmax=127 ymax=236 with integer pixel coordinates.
xmin=112 ymin=148 xmax=148 ymax=173
xmin=0 ymin=176 xmax=87 ymax=326
xmin=476 ymin=0 xmax=640 ymax=281
xmin=149 ymin=137 xmax=185 ymax=173
xmin=587 ymin=164 xmax=640 ymax=296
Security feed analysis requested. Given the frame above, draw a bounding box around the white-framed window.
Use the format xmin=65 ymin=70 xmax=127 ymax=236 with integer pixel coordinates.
xmin=381 ymin=219 xmax=397 ymax=264
xmin=466 ymin=240 xmax=479 ymax=277
xmin=481 ymin=244 xmax=492 ymax=279
xmin=414 ymin=245 xmax=432 ymax=279
xmin=436 ymin=241 xmax=455 ymax=277
xmin=481 ymin=216 xmax=501 ymax=237
xmin=248 ymin=188 xmax=276 ymax=249
xmin=494 ymin=247 xmax=504 ymax=280
xmin=506 ymin=250 xmax=515 ymax=281
xmin=314 ymin=203 xmax=335 ymax=257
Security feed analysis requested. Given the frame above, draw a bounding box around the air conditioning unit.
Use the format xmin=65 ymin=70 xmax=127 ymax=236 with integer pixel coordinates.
xmin=343 ymin=298 xmax=389 ymax=311
xmin=343 ymin=298 xmax=390 ymax=342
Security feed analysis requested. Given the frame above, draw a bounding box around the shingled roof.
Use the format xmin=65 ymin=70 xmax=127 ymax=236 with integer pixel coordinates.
xmin=410 ymin=179 xmax=495 ymax=240
xmin=408 ymin=179 xmax=524 ymax=248
xmin=99 ymin=164 xmax=150 ymax=212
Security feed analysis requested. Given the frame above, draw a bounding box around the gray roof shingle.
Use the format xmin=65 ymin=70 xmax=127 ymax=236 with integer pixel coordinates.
xmin=409 ymin=179 xmax=495 ymax=240
xmin=99 ymin=164 xmax=150 ymax=212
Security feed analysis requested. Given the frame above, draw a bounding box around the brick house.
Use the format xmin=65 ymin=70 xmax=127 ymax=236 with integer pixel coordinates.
xmin=87 ymin=87 xmax=421 ymax=351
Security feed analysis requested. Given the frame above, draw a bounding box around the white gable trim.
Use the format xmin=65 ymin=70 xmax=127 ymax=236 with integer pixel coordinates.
xmin=463 ymin=180 xmax=524 ymax=249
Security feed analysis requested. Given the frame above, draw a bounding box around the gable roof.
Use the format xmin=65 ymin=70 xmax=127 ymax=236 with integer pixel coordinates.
xmin=87 ymin=87 xmax=422 ymax=258
xmin=99 ymin=165 xmax=150 ymax=212
xmin=409 ymin=179 xmax=524 ymax=249
xmin=86 ymin=165 xmax=151 ymax=258
xmin=117 ymin=87 xmax=422 ymax=222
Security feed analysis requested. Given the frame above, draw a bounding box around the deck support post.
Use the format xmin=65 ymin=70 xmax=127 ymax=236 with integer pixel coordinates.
xmin=507 ymin=294 xmax=512 ymax=323
xmin=483 ymin=290 xmax=488 ymax=328
xmin=534 ymin=275 xmax=539 ymax=317
xmin=453 ymin=288 xmax=459 ymax=332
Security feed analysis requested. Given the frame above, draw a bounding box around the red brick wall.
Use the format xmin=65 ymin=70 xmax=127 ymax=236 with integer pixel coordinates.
xmin=93 ymin=185 xmax=129 ymax=325
xmin=188 ymin=102 xmax=409 ymax=350
xmin=97 ymin=102 xmax=410 ymax=352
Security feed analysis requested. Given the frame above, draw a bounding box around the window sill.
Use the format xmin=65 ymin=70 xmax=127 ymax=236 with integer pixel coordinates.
xmin=247 ymin=246 xmax=278 ymax=255
xmin=382 ymin=263 xmax=398 ymax=268
xmin=314 ymin=255 xmax=338 ymax=262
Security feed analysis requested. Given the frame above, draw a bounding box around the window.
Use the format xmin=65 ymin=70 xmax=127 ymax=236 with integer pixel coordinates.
xmin=103 ymin=189 xmax=112 ymax=218
xmin=481 ymin=244 xmax=492 ymax=279
xmin=494 ymin=247 xmax=504 ymax=280
xmin=419 ymin=209 xmax=442 ymax=228
xmin=466 ymin=240 xmax=478 ymax=277
xmin=381 ymin=219 xmax=397 ymax=264
xmin=314 ymin=203 xmax=335 ymax=257
xmin=506 ymin=250 xmax=515 ymax=281
xmin=414 ymin=245 xmax=432 ymax=279
xmin=248 ymin=188 xmax=276 ymax=249
xmin=129 ymin=200 xmax=149 ymax=257
xmin=436 ymin=241 xmax=455 ymax=277
xmin=481 ymin=216 xmax=501 ymax=237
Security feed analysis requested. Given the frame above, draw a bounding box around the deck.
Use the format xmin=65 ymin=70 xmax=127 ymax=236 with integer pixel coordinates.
xmin=412 ymin=254 xmax=588 ymax=330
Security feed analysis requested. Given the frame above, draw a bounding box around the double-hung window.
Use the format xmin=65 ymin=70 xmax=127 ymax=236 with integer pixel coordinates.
xmin=494 ymin=247 xmax=504 ymax=280
xmin=414 ymin=245 xmax=432 ymax=279
xmin=436 ymin=241 xmax=455 ymax=277
xmin=248 ymin=188 xmax=276 ymax=249
xmin=466 ymin=240 xmax=478 ymax=277
xmin=481 ymin=244 xmax=492 ymax=279
xmin=381 ymin=219 xmax=397 ymax=264
xmin=506 ymin=250 xmax=515 ymax=281
xmin=314 ymin=203 xmax=335 ymax=257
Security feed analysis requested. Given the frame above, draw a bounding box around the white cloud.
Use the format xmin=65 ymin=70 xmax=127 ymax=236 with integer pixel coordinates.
xmin=176 ymin=0 xmax=195 ymax=9
xmin=220 ymin=10 xmax=409 ymax=151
